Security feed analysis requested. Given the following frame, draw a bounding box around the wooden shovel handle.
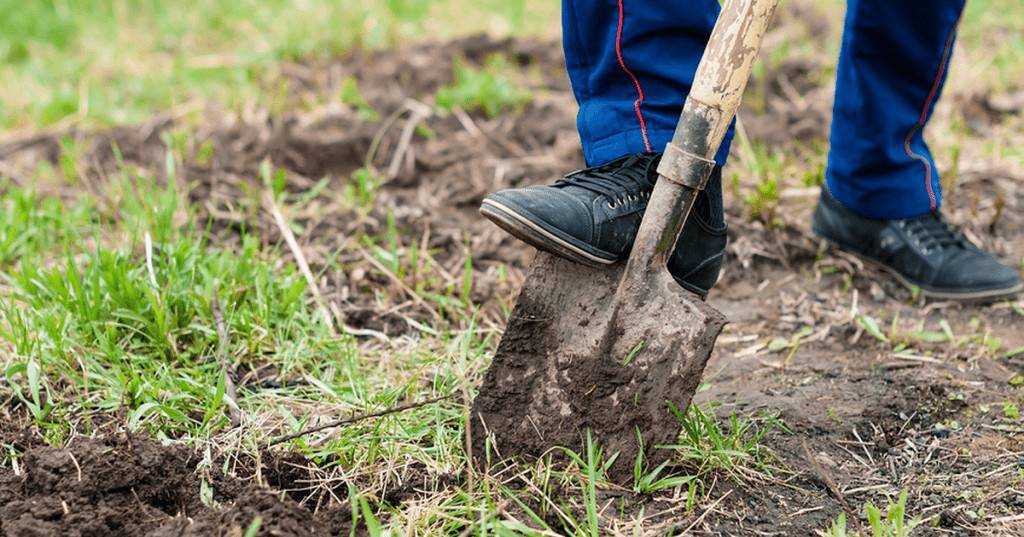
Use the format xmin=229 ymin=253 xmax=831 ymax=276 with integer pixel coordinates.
xmin=671 ymin=0 xmax=781 ymax=165
xmin=625 ymin=0 xmax=781 ymax=278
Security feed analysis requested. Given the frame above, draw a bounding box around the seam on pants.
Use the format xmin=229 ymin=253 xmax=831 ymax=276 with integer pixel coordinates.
xmin=614 ymin=0 xmax=652 ymax=152
xmin=903 ymin=21 xmax=959 ymax=212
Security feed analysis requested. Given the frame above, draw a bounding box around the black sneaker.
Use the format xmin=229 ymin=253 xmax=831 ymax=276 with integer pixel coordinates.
xmin=812 ymin=187 xmax=1022 ymax=301
xmin=480 ymin=153 xmax=727 ymax=298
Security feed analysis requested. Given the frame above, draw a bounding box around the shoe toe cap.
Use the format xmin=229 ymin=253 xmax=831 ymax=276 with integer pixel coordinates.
xmin=484 ymin=187 xmax=594 ymax=241
xmin=935 ymin=252 xmax=1022 ymax=291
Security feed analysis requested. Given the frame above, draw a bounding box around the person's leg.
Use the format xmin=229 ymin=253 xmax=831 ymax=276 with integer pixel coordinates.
xmin=561 ymin=0 xmax=728 ymax=231
xmin=479 ymin=0 xmax=732 ymax=297
xmin=815 ymin=0 xmax=1021 ymax=300
xmin=826 ymin=0 xmax=966 ymax=219
xmin=561 ymin=0 xmax=732 ymax=168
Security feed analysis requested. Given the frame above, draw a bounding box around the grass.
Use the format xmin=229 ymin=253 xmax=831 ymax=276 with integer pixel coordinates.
xmin=818 ymin=491 xmax=920 ymax=537
xmin=665 ymin=402 xmax=786 ymax=483
xmin=436 ymin=55 xmax=533 ymax=118
xmin=0 ymin=159 xmax=350 ymax=445
xmin=0 ymin=149 xmax=507 ymax=531
xmin=0 ymin=0 xmax=558 ymax=133
xmin=2 ymin=140 xmax=686 ymax=533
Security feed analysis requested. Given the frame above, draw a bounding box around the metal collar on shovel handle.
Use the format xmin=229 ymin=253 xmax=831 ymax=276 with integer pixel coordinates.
xmin=470 ymin=0 xmax=780 ymax=484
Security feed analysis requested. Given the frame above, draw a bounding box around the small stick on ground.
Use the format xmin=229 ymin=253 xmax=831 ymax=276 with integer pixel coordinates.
xmin=386 ymin=99 xmax=431 ymax=180
xmin=67 ymin=451 xmax=83 ymax=482
xmin=679 ymin=489 xmax=732 ymax=534
xmin=263 ymin=189 xmax=337 ymax=337
xmin=801 ymin=439 xmax=855 ymax=518
xmin=211 ymin=288 xmax=242 ymax=427
xmin=365 ymin=103 xmax=412 ymax=170
xmin=329 ymin=300 xmax=390 ymax=343
xmin=451 ymin=105 xmax=527 ymax=157
xmin=461 ymin=387 xmax=476 ymax=490
xmin=357 ymin=247 xmax=441 ymax=321
xmin=269 ymin=394 xmax=452 ymax=446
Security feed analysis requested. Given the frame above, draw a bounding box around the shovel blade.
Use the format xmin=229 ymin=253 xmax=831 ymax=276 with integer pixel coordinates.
xmin=470 ymin=252 xmax=726 ymax=482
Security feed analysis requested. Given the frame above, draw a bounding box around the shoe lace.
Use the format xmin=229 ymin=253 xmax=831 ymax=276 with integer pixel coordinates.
xmin=555 ymin=154 xmax=657 ymax=208
xmin=899 ymin=212 xmax=970 ymax=254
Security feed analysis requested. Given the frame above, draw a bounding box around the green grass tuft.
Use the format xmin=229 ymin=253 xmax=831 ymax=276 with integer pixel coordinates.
xmin=435 ymin=55 xmax=532 ymax=118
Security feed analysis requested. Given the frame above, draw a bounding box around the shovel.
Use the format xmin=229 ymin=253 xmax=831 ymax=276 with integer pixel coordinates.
xmin=470 ymin=0 xmax=781 ymax=482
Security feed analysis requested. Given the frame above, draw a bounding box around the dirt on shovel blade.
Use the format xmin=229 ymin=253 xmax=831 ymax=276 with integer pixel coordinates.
xmin=470 ymin=253 xmax=726 ymax=481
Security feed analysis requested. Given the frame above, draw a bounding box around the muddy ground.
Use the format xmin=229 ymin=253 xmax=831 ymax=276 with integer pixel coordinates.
xmin=2 ymin=4 xmax=1024 ymax=535
xmin=0 ymin=432 xmax=355 ymax=536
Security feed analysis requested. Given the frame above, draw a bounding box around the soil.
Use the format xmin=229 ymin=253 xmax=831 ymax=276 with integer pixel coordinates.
xmin=0 ymin=435 xmax=348 ymax=537
xmin=2 ymin=1 xmax=1024 ymax=533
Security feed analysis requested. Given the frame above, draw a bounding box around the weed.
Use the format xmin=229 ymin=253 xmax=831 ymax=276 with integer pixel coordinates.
xmin=767 ymin=325 xmax=814 ymax=364
xmin=733 ymin=135 xmax=785 ymax=223
xmin=435 ymin=55 xmax=532 ymax=118
xmin=857 ymin=315 xmax=889 ymax=343
xmin=745 ymin=174 xmax=780 ymax=222
xmin=339 ymin=76 xmax=380 ymax=122
xmin=243 ymin=517 xmax=263 ymax=537
xmin=632 ymin=432 xmax=694 ymax=495
xmin=855 ymin=311 xmax=1010 ymax=362
xmin=665 ymin=402 xmax=785 ymax=482
xmin=819 ymin=491 xmax=921 ymax=537
xmin=820 ymin=513 xmax=851 ymax=537
xmin=803 ymin=162 xmax=826 ymax=187
xmin=621 ymin=341 xmax=645 ymax=366
xmin=1004 ymin=402 xmax=1020 ymax=420
xmin=865 ymin=491 xmax=920 ymax=537
xmin=345 ymin=167 xmax=383 ymax=209
xmin=559 ymin=432 xmax=617 ymax=537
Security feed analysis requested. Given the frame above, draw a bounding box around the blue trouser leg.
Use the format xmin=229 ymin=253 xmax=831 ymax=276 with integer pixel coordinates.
xmin=826 ymin=0 xmax=966 ymax=219
xmin=563 ymin=0 xmax=966 ymax=220
xmin=561 ymin=0 xmax=733 ymax=167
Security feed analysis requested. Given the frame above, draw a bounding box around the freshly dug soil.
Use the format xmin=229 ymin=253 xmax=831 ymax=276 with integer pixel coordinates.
xmin=0 ymin=435 xmax=347 ymax=537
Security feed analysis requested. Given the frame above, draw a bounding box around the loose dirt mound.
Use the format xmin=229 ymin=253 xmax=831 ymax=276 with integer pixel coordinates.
xmin=154 ymin=490 xmax=340 ymax=537
xmin=0 ymin=436 xmax=345 ymax=537
xmin=0 ymin=437 xmax=202 ymax=536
